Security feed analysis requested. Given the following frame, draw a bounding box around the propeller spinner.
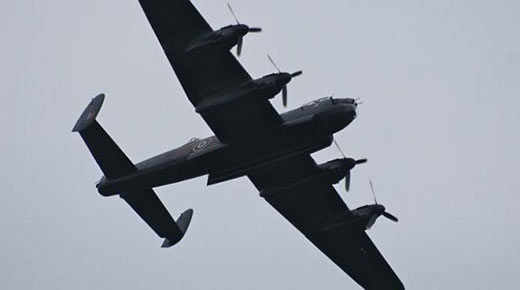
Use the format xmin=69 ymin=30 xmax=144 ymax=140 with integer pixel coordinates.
xmin=344 ymin=158 xmax=367 ymax=191
xmin=332 ymin=138 xmax=367 ymax=191
xmin=267 ymin=55 xmax=302 ymax=107
xmin=367 ymin=179 xmax=399 ymax=228
xmin=227 ymin=3 xmax=262 ymax=57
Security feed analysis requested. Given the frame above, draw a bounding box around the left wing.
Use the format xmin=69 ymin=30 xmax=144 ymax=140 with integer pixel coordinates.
xmin=248 ymin=156 xmax=404 ymax=290
xmin=139 ymin=0 xmax=282 ymax=143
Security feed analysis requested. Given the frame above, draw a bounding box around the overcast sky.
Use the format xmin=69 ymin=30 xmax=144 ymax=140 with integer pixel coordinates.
xmin=2 ymin=0 xmax=519 ymax=289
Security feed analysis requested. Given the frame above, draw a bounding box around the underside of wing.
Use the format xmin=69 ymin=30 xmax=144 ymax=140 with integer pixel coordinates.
xmin=139 ymin=0 xmax=282 ymax=143
xmin=248 ymin=156 xmax=404 ymax=290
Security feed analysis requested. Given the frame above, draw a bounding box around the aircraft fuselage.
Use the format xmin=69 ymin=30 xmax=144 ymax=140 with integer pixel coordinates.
xmin=97 ymin=97 xmax=357 ymax=196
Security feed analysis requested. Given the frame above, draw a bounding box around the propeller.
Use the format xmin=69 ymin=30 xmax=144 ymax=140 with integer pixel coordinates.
xmin=382 ymin=211 xmax=399 ymax=222
xmin=369 ymin=179 xmax=399 ymax=223
xmin=227 ymin=3 xmax=262 ymax=57
xmin=369 ymin=179 xmax=378 ymax=204
xmin=344 ymin=158 xmax=367 ymax=191
xmin=267 ymin=55 xmax=302 ymax=107
xmin=333 ymin=138 xmax=367 ymax=191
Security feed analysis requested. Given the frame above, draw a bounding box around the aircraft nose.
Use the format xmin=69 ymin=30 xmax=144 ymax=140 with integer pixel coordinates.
xmin=343 ymin=104 xmax=357 ymax=120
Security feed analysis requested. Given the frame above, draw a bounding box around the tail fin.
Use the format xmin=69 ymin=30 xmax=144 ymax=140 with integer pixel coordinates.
xmin=72 ymin=94 xmax=136 ymax=179
xmin=122 ymin=189 xmax=194 ymax=248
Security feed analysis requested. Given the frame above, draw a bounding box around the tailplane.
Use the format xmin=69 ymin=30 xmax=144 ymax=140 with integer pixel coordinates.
xmin=72 ymin=94 xmax=136 ymax=179
xmin=73 ymin=94 xmax=193 ymax=248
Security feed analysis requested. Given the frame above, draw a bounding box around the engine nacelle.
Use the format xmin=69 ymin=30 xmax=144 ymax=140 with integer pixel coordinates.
xmin=195 ymin=73 xmax=292 ymax=113
xmin=185 ymin=24 xmax=249 ymax=53
xmin=260 ymin=158 xmax=351 ymax=198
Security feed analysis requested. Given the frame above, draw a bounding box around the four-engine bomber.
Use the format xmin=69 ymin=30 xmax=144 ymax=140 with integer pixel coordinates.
xmin=73 ymin=0 xmax=404 ymax=289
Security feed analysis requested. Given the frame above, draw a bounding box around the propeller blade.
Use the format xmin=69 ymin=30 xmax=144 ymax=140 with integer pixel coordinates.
xmin=382 ymin=212 xmax=399 ymax=222
xmin=366 ymin=215 xmax=378 ymax=230
xmin=291 ymin=70 xmax=303 ymax=78
xmin=282 ymin=85 xmax=288 ymax=107
xmin=355 ymin=158 xmax=368 ymax=164
xmin=227 ymin=3 xmax=240 ymax=24
xmin=345 ymin=170 xmax=351 ymax=192
xmin=248 ymin=27 xmax=262 ymax=32
xmin=369 ymin=179 xmax=378 ymax=204
xmin=237 ymin=36 xmax=243 ymax=57
xmin=332 ymin=138 xmax=346 ymax=158
xmin=267 ymin=54 xmax=281 ymax=73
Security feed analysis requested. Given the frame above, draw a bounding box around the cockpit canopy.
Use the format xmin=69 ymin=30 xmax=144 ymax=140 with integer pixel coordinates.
xmin=335 ymin=98 xmax=357 ymax=105
xmin=302 ymin=97 xmax=331 ymax=108
xmin=302 ymin=97 xmax=357 ymax=108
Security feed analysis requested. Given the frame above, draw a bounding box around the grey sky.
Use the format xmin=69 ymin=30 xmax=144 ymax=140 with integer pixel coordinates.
xmin=2 ymin=0 xmax=519 ymax=289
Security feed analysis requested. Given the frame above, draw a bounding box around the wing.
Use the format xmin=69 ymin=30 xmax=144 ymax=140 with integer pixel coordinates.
xmin=139 ymin=0 xmax=282 ymax=143
xmin=248 ymin=156 xmax=404 ymax=290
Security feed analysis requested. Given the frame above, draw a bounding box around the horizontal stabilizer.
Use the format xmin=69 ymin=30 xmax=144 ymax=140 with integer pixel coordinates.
xmin=121 ymin=189 xmax=193 ymax=248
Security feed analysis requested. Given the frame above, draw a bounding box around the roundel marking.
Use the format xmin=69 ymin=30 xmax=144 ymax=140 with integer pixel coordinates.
xmin=192 ymin=138 xmax=211 ymax=152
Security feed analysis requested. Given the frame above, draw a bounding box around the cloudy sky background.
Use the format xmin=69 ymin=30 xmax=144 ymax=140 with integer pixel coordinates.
xmin=2 ymin=0 xmax=519 ymax=289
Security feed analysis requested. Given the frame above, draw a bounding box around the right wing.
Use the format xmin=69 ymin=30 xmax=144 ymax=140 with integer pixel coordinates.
xmin=139 ymin=0 xmax=282 ymax=143
xmin=248 ymin=156 xmax=404 ymax=290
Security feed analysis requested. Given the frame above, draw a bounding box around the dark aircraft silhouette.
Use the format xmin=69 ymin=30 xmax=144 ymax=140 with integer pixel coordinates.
xmin=73 ymin=0 xmax=404 ymax=289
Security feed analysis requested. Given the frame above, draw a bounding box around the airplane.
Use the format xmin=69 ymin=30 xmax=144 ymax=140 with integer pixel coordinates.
xmin=72 ymin=0 xmax=404 ymax=289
